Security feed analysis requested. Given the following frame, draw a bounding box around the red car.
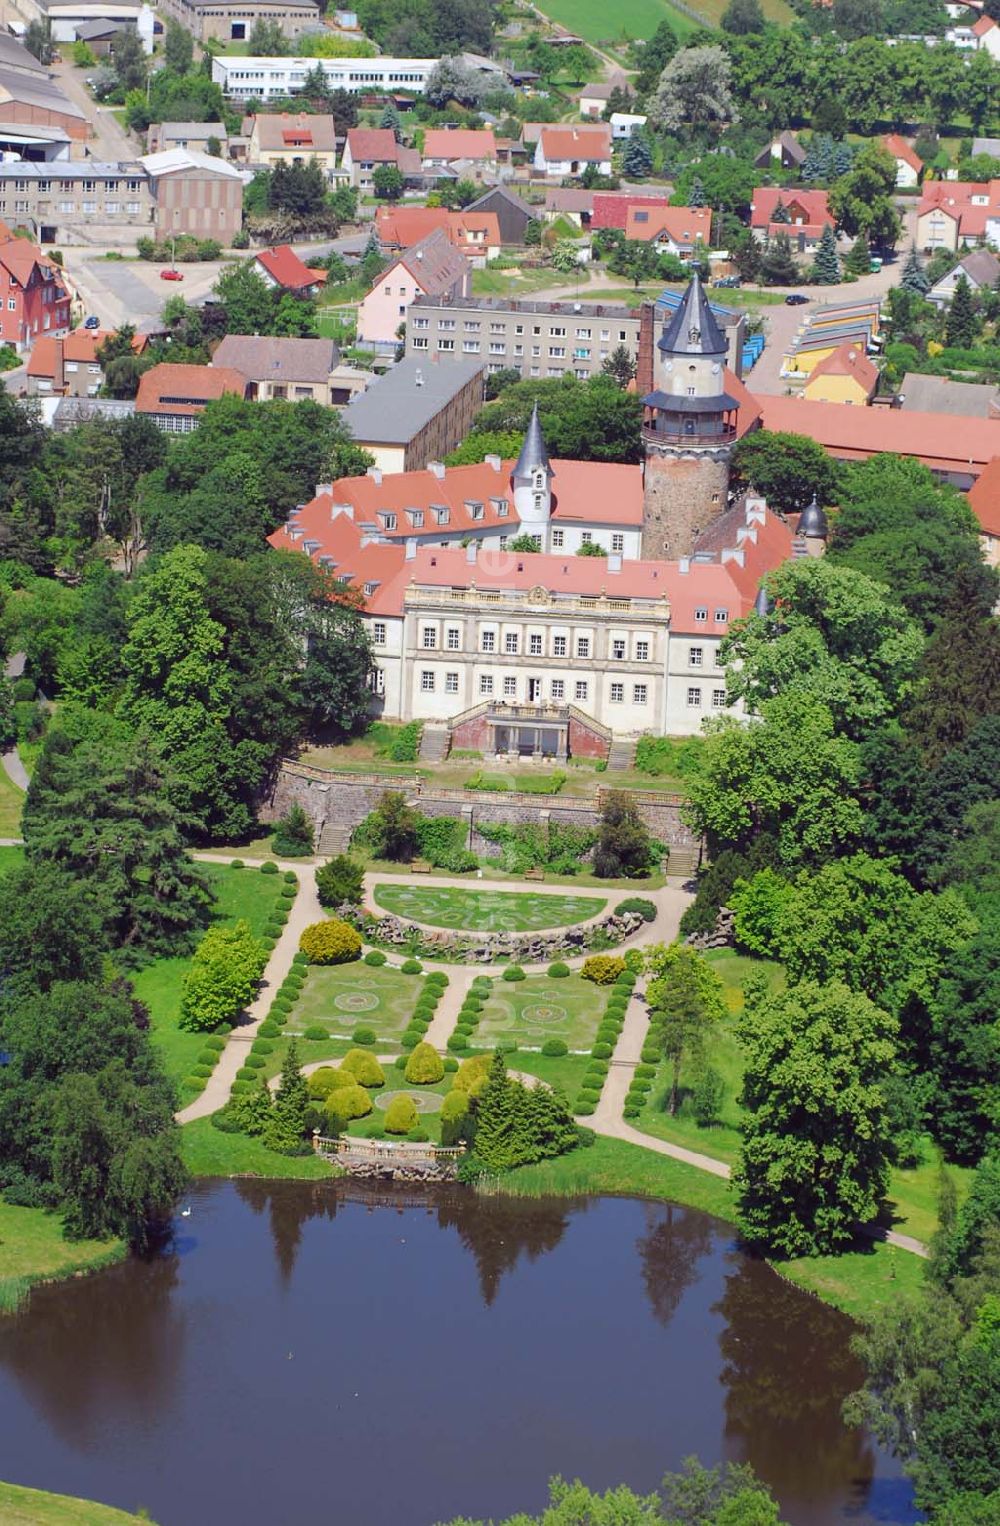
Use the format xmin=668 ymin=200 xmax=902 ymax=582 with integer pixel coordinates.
xmin=160 ymin=268 xmax=184 ymax=281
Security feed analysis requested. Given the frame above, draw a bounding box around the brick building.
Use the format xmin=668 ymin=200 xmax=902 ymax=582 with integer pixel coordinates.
xmin=0 ymin=236 xmax=70 ymax=353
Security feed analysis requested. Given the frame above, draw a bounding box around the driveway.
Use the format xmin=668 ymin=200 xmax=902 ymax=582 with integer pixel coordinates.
xmin=48 ymin=59 xmax=138 ymax=163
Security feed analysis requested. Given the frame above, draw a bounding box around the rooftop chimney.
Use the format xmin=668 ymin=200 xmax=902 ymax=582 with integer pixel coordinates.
xmin=607 ymin=552 xmax=622 ymax=573
xmin=484 ymin=453 xmax=502 ymax=471
xmin=405 ymin=537 xmax=417 ymax=561
xmin=428 ymin=460 xmax=446 ymax=479
xmin=466 ymin=540 xmax=477 ymax=564
xmin=678 ymin=556 xmax=690 ymax=574
xmin=367 ymin=465 xmax=382 ymax=485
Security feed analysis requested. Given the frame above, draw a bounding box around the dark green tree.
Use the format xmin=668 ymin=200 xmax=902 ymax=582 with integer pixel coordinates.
xmin=301 ymin=599 xmax=374 ymax=740
xmin=111 ymin=27 xmax=147 ymax=92
xmin=163 ymin=17 xmax=194 ymax=73
xmin=946 ymin=275 xmax=980 ymax=348
xmin=271 ymin=802 xmax=314 ymax=857
xmin=730 ymin=429 xmax=840 ymax=514
xmin=594 ymin=790 xmax=654 ymax=878
xmin=634 ymin=20 xmax=679 ymax=97
xmin=722 ymin=0 xmax=765 ymax=32
xmin=365 ymin=790 xmax=419 ymax=861
xmin=899 ymin=244 xmax=930 ymax=295
xmin=843 ymin=232 xmax=872 ymax=276
xmin=315 ymin=854 xmax=365 ymax=908
xmin=812 ymin=223 xmax=841 ymax=284
xmin=622 ymin=133 xmax=653 ymax=179
xmin=601 ymin=342 xmax=637 ymax=387
xmin=265 ymin=1038 xmax=309 ymax=1151
xmin=0 ymin=860 xmax=105 ymax=996
xmin=372 ymin=163 xmax=405 ymax=201
xmin=646 ymin=944 xmax=726 ymax=1113
xmin=759 ymin=231 xmax=798 ymax=286
xmin=926 ymin=937 xmax=1000 ymax=1165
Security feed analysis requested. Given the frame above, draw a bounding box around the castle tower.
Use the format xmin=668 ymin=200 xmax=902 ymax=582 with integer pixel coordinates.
xmin=796 ymin=494 xmax=829 ymax=557
xmin=511 ymin=402 xmax=554 ymax=550
xmin=641 ymin=268 xmax=739 ymax=561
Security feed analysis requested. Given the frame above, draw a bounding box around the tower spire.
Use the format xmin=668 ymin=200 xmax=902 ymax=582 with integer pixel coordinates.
xmin=513 ymin=401 xmax=551 ymax=479
xmin=511 ymin=402 xmax=554 ymax=549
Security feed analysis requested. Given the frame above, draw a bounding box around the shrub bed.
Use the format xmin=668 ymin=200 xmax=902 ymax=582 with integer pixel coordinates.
xmin=352 ymin=1026 xmax=377 ymax=1046
xmin=300 ymin=919 xmax=363 ymax=965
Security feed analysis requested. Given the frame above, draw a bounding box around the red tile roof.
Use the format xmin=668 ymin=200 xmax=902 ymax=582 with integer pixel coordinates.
xmin=375 ymin=205 xmax=501 ymax=253
xmin=591 ymin=190 xmax=673 ymax=230
xmin=26 ymin=328 xmax=144 ymax=377
xmin=882 ymin=134 xmax=923 ymax=174
xmin=254 ymin=244 xmax=326 ymax=292
xmin=136 ymin=362 xmax=246 ymax=416
xmin=538 ymin=125 xmax=612 ymax=163
xmin=917 ymin=180 xmax=999 ymax=238
xmin=345 ymin=127 xmax=401 ymax=164
xmin=805 ymin=341 xmax=879 ymax=396
xmin=750 ymin=187 xmax=833 ymax=232
xmin=967 ymin=454 xmax=1000 ymax=537
xmin=759 ymin=394 xmax=1000 ymax=475
xmin=422 ymin=128 xmax=497 ymax=161
xmin=973 ymin=14 xmax=996 ymax=36
xmin=0 ymin=237 xmax=64 ymax=286
xmin=393 ymin=228 xmax=470 ymax=297
xmin=625 ymin=204 xmax=712 ymax=248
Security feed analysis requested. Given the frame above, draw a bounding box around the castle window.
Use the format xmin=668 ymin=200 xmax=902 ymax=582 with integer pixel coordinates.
xmin=712 ymin=688 xmax=727 ymax=707
xmin=551 ymin=679 xmax=565 ymax=699
xmin=535 ymin=471 xmax=545 ymax=489
xmin=687 ymin=687 xmax=702 ymax=707
xmin=446 ymin=627 xmax=460 ymax=650
xmin=575 ymin=680 xmax=588 ymax=701
xmin=633 ymin=684 xmax=647 ymax=704
xmin=373 ymin=622 xmax=386 ymax=644
xmin=480 ymin=674 xmax=494 ymax=695
xmin=505 ymin=632 xmax=519 ymax=654
xmin=420 ymin=670 xmax=435 ymax=691
xmin=610 ymin=683 xmax=624 ymax=703
xmin=636 ymin=639 xmax=649 ymax=661
xmin=552 ymin=530 xmax=564 ymax=548
xmin=581 ymin=531 xmax=593 ymax=544
xmin=534 ymin=494 xmax=544 ymax=510
xmin=422 ymin=626 xmax=437 ymax=648
xmin=694 ymin=607 xmax=708 ymax=623
xmin=529 ymin=634 xmax=542 ymax=655
xmin=445 ymin=672 xmax=459 ymax=693
xmin=553 ymin=635 xmax=567 ymax=656
xmin=612 ymin=639 xmax=626 ymax=660
xmin=577 ymin=636 xmax=590 ymax=658
xmin=503 ymin=675 xmax=517 ymax=697
xmin=611 ymin=534 xmax=624 ymax=552
xmin=481 ymin=630 xmax=496 ymax=652
xmin=689 ymin=646 xmax=703 ymax=667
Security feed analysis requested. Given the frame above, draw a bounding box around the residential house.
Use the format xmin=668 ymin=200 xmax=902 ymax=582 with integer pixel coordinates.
xmin=534 ymin=126 xmax=612 ymax=179
xmin=749 ymin=187 xmax=835 ymax=251
xmin=147 ymin=121 xmax=228 ymax=154
xmin=753 ymin=131 xmax=807 ymax=170
xmin=0 ymin=237 xmax=71 ymax=353
xmin=624 ymin=204 xmax=712 ymax=257
xmin=899 ymin=372 xmax=1000 ymax=418
xmin=967 ymin=454 xmax=1000 ymax=564
xmin=140 ymin=148 xmax=245 ymax=244
xmin=610 ymin=113 xmax=647 ymax=140
xmin=591 ymin=189 xmax=673 ymax=230
xmin=929 ymin=246 xmax=1000 ymax=303
xmin=341 ymin=354 xmax=484 ymax=471
xmin=543 ymin=187 xmax=594 ymax=227
xmin=801 ymin=342 xmax=879 ymax=405
xmin=245 ymin=112 xmax=338 ymax=171
xmin=25 ymin=327 xmax=147 ymax=397
xmin=421 ymin=128 xmax=497 ymax=179
xmin=578 ymin=73 xmax=631 ymax=119
xmin=342 ymin=127 xmax=415 ymax=191
xmin=972 ymin=13 xmax=1000 ymax=55
xmin=135 ymin=362 xmax=247 ymax=431
xmin=374 ymin=205 xmax=501 ymax=264
xmin=407 ymin=293 xmax=641 ymax=380
xmin=464 ymin=184 xmax=537 ymax=245
xmin=356 ymin=227 xmax=471 ymax=349
xmin=916 ymin=180 xmax=998 ymax=250
xmin=881 ymin=134 xmax=924 ymax=188
xmin=253 ymin=243 xmax=326 ymax=297
xmin=211 ymin=334 xmax=340 ymax=403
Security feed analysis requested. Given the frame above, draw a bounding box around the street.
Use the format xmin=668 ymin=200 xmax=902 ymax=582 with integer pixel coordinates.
xmin=49 ymin=58 xmax=137 ymax=164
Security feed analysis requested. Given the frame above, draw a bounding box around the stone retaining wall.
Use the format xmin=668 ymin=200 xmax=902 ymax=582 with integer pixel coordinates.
xmin=266 ymin=761 xmax=699 ymax=855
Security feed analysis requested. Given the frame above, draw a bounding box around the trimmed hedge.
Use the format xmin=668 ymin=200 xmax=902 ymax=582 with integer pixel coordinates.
xmin=541 ymin=1038 xmax=568 ymax=1057
xmin=303 ymin=1024 xmax=329 ymax=1040
xmin=401 ymin=959 xmax=423 ymax=975
xmin=308 ymin=1067 xmax=355 ymax=1098
xmin=364 ymin=949 xmax=387 ymax=966
xmin=547 ymin=962 xmax=571 ymax=978
xmin=502 ymin=965 xmax=526 ymax=982
xmin=261 ymin=861 xmax=279 ymax=874
xmin=324 ymin=1083 xmax=372 ymax=1123
xmin=299 ymin=919 xmax=363 ymax=966
xmin=615 ymin=897 xmax=657 ymax=922
xmin=581 ymin=955 xmax=626 ymax=985
xmin=352 ymin=1026 xmax=377 ymax=1045
xmin=384 ymin=1094 xmax=419 ymax=1134
xmin=341 ymin=1049 xmax=385 ymax=1087
xmin=404 ymin=1041 xmax=444 ymax=1084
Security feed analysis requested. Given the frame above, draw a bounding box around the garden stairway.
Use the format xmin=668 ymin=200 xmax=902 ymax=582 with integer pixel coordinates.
xmin=606 ymin=735 xmax=636 ymax=772
xmin=665 ymin=844 xmax=700 ymax=880
xmin=418 ymin=724 xmax=451 ymax=763
xmin=317 ymin=820 xmax=352 ymax=857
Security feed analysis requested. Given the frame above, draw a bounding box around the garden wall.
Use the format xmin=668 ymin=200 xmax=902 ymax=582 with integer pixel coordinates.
xmin=265 ymin=761 xmax=700 ymax=856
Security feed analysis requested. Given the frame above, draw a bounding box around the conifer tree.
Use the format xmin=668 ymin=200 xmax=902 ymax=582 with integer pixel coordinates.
xmin=689 ymin=176 xmax=706 ymax=207
xmin=622 ymin=133 xmax=653 ymax=179
xmin=232 ymin=1075 xmax=273 ymax=1136
xmin=379 ymin=100 xmax=402 ymax=140
xmin=265 ymin=1039 xmax=309 ymax=1151
xmin=759 ymin=231 xmax=798 ymax=286
xmin=473 ymin=1052 xmax=519 ymax=1169
xmin=812 ymin=224 xmax=841 ymax=284
xmin=843 ymin=232 xmax=872 ymax=276
xmin=899 ymin=243 xmax=930 ymax=295
xmin=945 ymin=274 xmax=979 ymax=349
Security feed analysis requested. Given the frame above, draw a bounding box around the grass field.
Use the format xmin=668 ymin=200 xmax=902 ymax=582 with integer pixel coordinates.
xmin=133 ymin=862 xmax=289 ymax=1091
xmin=180 ymin=1117 xmax=338 ymax=1179
xmin=0 ymin=1202 xmax=124 ymax=1314
xmin=373 ymin=883 xmax=607 ymax=931
xmin=0 ymin=1481 xmax=146 ymax=1525
xmin=0 ymin=764 xmax=24 ymax=838
xmin=534 ymin=0 xmax=793 ymax=43
xmin=474 ymin=973 xmax=608 ymax=1052
xmin=285 ymin=961 xmax=424 ymax=1045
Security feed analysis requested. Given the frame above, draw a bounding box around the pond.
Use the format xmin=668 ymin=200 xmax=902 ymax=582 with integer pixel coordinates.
xmin=0 ymin=1182 xmax=918 ymax=1526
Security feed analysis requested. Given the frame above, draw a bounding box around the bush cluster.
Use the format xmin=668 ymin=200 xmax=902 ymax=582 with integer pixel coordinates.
xmin=316 ymin=854 xmax=364 ymax=909
xmin=447 ymin=976 xmax=490 ymax=1052
xmin=541 ymin=1038 xmax=568 ymax=1056
xmin=299 ymin=919 xmax=362 ymax=966
xmin=615 ymin=897 xmax=657 ymax=923
xmin=401 ymin=971 xmax=447 ymax=1048
xmin=547 ymin=961 xmax=570 ymax=979
xmin=581 ymin=955 xmax=626 ymax=986
xmin=570 ymin=974 xmax=632 ymax=1114
xmin=502 ymin=965 xmax=526 ymax=982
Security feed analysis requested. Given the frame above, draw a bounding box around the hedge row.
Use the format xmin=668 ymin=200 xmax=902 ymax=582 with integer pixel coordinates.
xmin=446 ymin=974 xmax=493 ymax=1053
xmin=627 ymin=1001 xmax=664 ymax=1119
xmin=228 ymin=951 xmax=308 ymax=1099
xmin=571 ymin=969 xmax=636 ymax=1117
xmin=400 ymin=969 xmax=448 ymax=1050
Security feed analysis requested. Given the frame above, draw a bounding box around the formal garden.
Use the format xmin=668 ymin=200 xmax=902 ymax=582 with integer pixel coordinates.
xmin=283 ymin=960 xmax=430 ymax=1047
xmin=370 ymin=884 xmax=609 ymax=932
xmin=470 ymin=970 xmax=611 ymax=1053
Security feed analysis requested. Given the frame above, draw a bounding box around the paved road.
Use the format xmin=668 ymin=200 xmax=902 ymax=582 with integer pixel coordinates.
xmin=49 ymin=58 xmax=137 ymax=163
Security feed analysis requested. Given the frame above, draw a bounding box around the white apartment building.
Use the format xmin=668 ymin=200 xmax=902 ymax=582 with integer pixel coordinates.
xmin=211 ymin=54 xmax=436 ymax=101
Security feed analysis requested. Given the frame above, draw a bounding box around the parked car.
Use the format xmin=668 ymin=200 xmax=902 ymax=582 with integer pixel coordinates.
xmin=713 ymin=276 xmax=741 ymax=288
xmin=83 ymin=314 xmax=100 ymax=329
xmin=785 ymin=293 xmax=809 ymax=305
xmin=160 ymin=268 xmax=183 ymax=281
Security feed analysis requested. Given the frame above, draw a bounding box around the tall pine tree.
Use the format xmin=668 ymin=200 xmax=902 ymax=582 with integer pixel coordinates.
xmin=945 ymin=275 xmax=979 ymax=348
xmin=899 ymin=243 xmax=930 ymax=295
xmin=760 ymin=231 xmax=798 ymax=286
xmin=812 ymin=224 xmax=841 ymax=284
xmin=265 ymin=1039 xmax=309 ymax=1152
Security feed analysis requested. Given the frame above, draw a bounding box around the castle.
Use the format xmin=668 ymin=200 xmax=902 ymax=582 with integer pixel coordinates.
xmin=269 ymin=273 xmax=822 ymax=754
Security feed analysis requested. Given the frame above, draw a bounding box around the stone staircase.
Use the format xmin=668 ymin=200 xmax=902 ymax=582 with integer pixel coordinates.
xmin=418 ymin=723 xmax=451 ymax=763
xmin=666 ymin=843 xmax=701 ymax=881
xmin=606 ymin=735 xmax=637 ymax=772
xmin=317 ymin=820 xmax=353 ymax=857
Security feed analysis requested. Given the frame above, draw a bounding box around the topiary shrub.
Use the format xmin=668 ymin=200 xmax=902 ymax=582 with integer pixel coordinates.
xmin=405 ymin=1041 xmax=444 ymax=1084
xmin=243 ymin=1053 xmax=266 ymax=1069
xmin=578 ymin=1087 xmax=601 ymax=1105
xmin=425 ymin=971 xmax=448 ymax=987
xmin=324 ymin=1083 xmax=372 ymax=1123
xmin=341 ymin=1049 xmax=385 ymax=1088
xmin=443 ymin=1056 xmax=459 ymax=1072
xmin=211 ymin=1110 xmax=242 ymax=1132
xmin=641 ymin=1046 xmax=660 ymax=1066
xmin=394 ymin=1054 xmax=408 ymax=1070
xmin=203 ymin=1033 xmax=227 ymax=1051
xmin=635 ymin=1063 xmax=656 ymax=1079
xmin=452 ymin=1053 xmax=491 ymax=1096
xmin=402 ymin=1032 xmax=421 ymax=1049
xmin=629 ymin=1078 xmax=652 ymax=1095
xmin=299 ymin=919 xmax=363 ymax=965
xmin=284 ymin=870 xmax=297 ymax=883
xmin=303 ymin=1024 xmax=329 ymax=1040
xmin=592 ymin=1042 xmax=613 ymax=1060
xmin=258 ymin=1020 xmax=280 ymax=1039
xmin=251 ymin=1039 xmax=274 ymax=1056
xmin=547 ymin=961 xmax=571 ymax=978
xmin=502 ymin=965 xmax=526 ymax=982
xmin=352 ymin=1025 xmax=377 ymax=1045
xmin=440 ymin=1087 xmax=470 ymax=1145
xmin=315 ymin=854 xmax=364 ymax=909
xmin=261 ymin=861 xmax=279 ymax=875
xmin=191 ymin=1064 xmax=214 ymax=1079
xmin=582 ymin=955 xmax=626 ymax=985
xmin=623 ymin=1103 xmax=641 ymax=1119
xmin=230 ymin=859 xmax=245 ymax=869
xmin=615 ymin=897 xmax=657 ymax=922
xmin=236 ymin=1065 xmax=258 ymax=1084
xmin=292 ymin=952 xmax=308 ymax=968
xmin=576 ymin=1101 xmax=596 ymax=1116
xmin=384 ymin=1094 xmax=419 ymax=1134
xmin=400 ymin=958 xmax=423 ymax=975
xmin=447 ymin=1033 xmax=470 ymax=1051
xmin=308 ymin=1067 xmax=355 ymax=1098
xmin=541 ymin=1038 xmax=568 ymax=1056
xmin=364 ymin=949 xmax=387 ymax=967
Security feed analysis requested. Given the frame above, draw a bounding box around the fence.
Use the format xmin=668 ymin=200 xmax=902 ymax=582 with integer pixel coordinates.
xmin=314 ymin=1134 xmax=465 ymax=1165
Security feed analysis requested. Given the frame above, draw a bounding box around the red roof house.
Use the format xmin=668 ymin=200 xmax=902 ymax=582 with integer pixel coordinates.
xmin=749 ymin=187 xmax=834 ymax=249
xmin=136 ymin=362 xmax=247 ymax=430
xmin=0 ymin=238 xmax=71 ymax=354
xmin=253 ymin=245 xmax=326 ymax=297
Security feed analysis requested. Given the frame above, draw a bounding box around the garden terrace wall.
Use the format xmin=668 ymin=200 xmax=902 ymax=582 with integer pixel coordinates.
xmin=347 ymin=908 xmax=646 ymax=964
xmin=265 ymin=762 xmax=699 ymax=856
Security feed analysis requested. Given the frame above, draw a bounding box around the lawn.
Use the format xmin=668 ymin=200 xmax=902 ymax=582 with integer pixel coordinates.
xmin=0 ymin=1481 xmax=147 ymax=1525
xmin=0 ymin=843 xmax=24 ymax=876
xmin=0 ymin=764 xmax=24 ymax=837
xmin=0 ymin=1202 xmax=124 ymax=1314
xmin=372 ymin=884 xmax=607 ymax=931
xmin=180 ymin=1117 xmax=337 ymax=1179
xmin=474 ymin=973 xmax=608 ymax=1053
xmin=285 ymin=961 xmax=425 ymax=1045
xmin=133 ymin=862 xmax=289 ymax=1091
xmin=535 ymin=0 xmax=793 ymax=40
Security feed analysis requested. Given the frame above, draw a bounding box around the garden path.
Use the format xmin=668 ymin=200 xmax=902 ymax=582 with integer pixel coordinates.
xmin=177 ymin=855 xmax=324 ymax=1124
xmin=2 ymin=650 xmax=28 ymax=793
xmin=587 ymin=983 xmax=929 ymax=1258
